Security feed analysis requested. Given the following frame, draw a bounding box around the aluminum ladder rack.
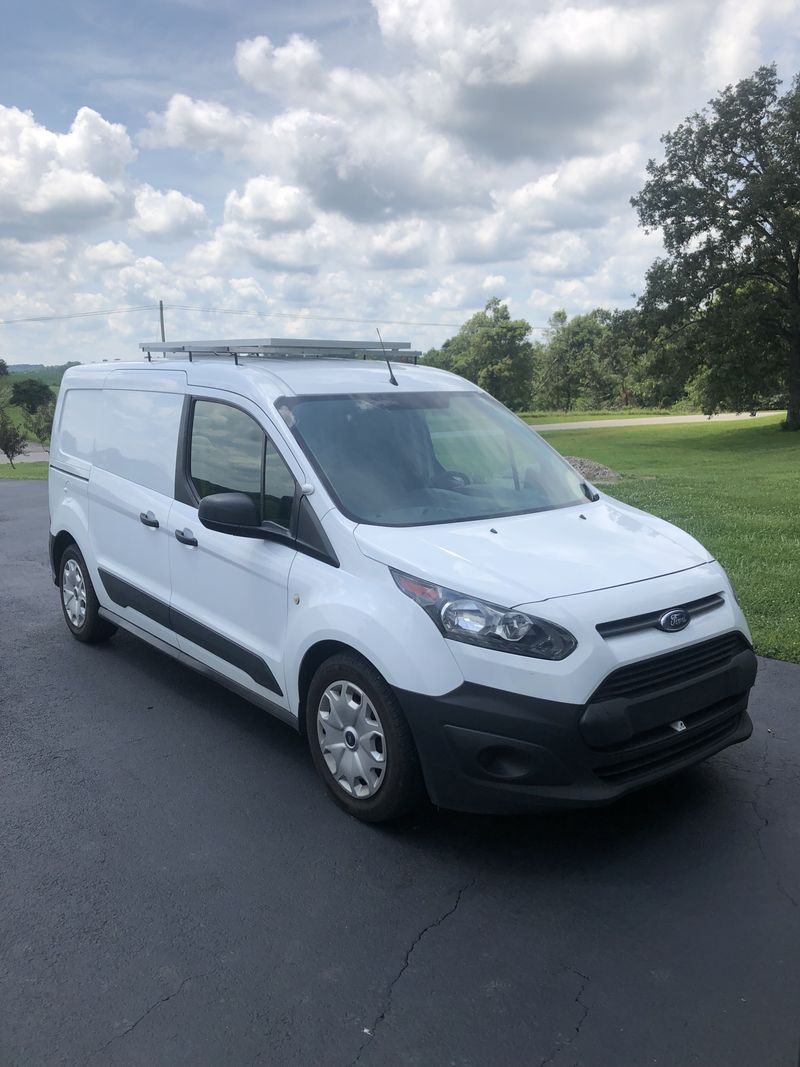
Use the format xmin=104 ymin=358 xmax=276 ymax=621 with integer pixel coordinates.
xmin=139 ymin=337 xmax=421 ymax=364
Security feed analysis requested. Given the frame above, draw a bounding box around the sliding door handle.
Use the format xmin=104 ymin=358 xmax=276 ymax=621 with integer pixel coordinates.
xmin=139 ymin=511 xmax=159 ymax=528
xmin=175 ymin=528 xmax=198 ymax=547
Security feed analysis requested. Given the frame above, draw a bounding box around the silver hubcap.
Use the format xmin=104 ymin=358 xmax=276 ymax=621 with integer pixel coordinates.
xmin=317 ymin=681 xmax=387 ymax=799
xmin=62 ymin=559 xmax=87 ymax=628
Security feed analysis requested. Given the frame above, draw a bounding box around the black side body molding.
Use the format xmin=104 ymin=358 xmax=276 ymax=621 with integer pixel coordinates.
xmin=49 ymin=463 xmax=89 ymax=482
xmin=97 ymin=568 xmax=282 ymax=695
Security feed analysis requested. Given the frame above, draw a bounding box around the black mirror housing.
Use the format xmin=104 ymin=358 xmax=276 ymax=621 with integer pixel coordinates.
xmin=198 ymin=492 xmax=265 ymax=538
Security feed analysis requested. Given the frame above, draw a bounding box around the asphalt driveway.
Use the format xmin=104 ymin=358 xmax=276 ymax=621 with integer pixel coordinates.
xmin=2 ymin=480 xmax=799 ymax=1066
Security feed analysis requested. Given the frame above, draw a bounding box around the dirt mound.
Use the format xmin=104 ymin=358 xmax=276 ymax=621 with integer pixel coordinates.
xmin=565 ymin=457 xmax=620 ymax=482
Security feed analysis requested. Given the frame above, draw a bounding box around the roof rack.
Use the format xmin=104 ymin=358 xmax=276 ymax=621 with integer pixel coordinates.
xmin=138 ymin=337 xmax=421 ymax=365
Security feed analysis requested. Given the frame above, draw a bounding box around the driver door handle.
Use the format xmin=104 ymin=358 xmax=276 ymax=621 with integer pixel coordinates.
xmin=175 ymin=528 xmax=198 ymax=547
xmin=139 ymin=511 xmax=159 ymax=528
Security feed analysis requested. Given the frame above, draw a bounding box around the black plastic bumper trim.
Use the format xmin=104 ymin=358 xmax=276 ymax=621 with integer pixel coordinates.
xmin=394 ymin=649 xmax=756 ymax=814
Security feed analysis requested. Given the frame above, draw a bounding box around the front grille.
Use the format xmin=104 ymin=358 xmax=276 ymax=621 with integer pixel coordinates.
xmin=592 ymin=632 xmax=749 ymax=702
xmin=594 ymin=706 xmax=745 ymax=783
xmin=596 ymin=593 xmax=725 ymax=639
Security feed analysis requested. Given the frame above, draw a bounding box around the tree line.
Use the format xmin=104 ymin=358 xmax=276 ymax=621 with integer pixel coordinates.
xmin=425 ymin=65 xmax=800 ymax=429
xmin=0 ymin=364 xmax=57 ymax=466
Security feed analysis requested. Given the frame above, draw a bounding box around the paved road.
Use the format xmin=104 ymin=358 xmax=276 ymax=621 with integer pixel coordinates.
xmin=0 ymin=443 xmax=48 ymax=465
xmin=2 ymin=481 xmax=799 ymax=1067
xmin=533 ymin=412 xmax=778 ymax=431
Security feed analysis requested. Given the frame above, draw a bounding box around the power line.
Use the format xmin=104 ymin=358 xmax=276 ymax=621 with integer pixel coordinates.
xmin=0 ymin=300 xmax=550 ymax=332
xmin=168 ymin=304 xmax=549 ymax=330
xmin=0 ymin=304 xmax=158 ymax=326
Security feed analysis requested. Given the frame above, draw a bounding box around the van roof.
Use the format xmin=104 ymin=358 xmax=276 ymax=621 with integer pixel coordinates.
xmin=64 ymin=356 xmax=476 ymax=404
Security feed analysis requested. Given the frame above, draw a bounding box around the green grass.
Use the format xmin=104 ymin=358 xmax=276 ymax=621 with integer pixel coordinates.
xmin=542 ymin=415 xmax=799 ymax=663
xmin=520 ymin=408 xmax=677 ymax=424
xmin=0 ymin=460 xmax=48 ymax=479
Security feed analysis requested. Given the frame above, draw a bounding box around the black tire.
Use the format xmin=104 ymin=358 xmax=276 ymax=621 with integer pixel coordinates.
xmin=58 ymin=544 xmax=117 ymax=644
xmin=305 ymin=652 xmax=426 ymax=823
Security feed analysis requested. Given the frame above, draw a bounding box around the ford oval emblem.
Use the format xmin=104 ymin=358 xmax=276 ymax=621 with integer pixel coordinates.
xmin=659 ymin=608 xmax=690 ymax=633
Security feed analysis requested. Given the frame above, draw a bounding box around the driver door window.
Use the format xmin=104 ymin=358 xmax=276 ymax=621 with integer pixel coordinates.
xmin=189 ymin=400 xmax=296 ymax=529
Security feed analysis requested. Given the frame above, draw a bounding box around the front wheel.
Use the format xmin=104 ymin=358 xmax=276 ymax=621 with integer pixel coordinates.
xmin=59 ymin=544 xmax=117 ymax=644
xmin=305 ymin=653 xmax=425 ymax=822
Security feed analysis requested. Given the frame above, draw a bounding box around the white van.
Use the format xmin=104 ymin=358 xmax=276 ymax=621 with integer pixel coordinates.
xmin=48 ymin=338 xmax=757 ymax=822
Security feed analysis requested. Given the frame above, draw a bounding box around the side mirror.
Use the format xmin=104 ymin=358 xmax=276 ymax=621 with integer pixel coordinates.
xmin=198 ymin=492 xmax=266 ymax=539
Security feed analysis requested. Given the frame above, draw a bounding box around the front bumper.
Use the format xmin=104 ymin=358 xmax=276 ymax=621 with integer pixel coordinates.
xmin=395 ymin=632 xmax=757 ymax=813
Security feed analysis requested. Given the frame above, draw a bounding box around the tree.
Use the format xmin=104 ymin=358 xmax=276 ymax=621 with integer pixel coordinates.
xmin=0 ymin=410 xmax=28 ymax=467
xmin=0 ymin=359 xmax=7 ymax=376
xmin=11 ymin=377 xmax=53 ymax=414
xmin=23 ymin=400 xmax=55 ymax=452
xmin=532 ymin=309 xmax=653 ymax=411
xmin=632 ymin=65 xmax=800 ymax=429
xmin=424 ymin=298 xmax=534 ymax=410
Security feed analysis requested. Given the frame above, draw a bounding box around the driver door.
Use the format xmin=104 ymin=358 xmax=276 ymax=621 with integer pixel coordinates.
xmin=167 ymin=394 xmax=299 ymax=709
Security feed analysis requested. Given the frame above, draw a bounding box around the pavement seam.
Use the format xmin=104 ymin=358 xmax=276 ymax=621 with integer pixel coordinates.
xmin=86 ymin=973 xmax=206 ymax=1061
xmin=346 ymin=877 xmax=476 ymax=1066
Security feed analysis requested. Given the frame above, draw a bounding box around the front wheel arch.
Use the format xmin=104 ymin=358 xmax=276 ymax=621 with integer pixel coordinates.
xmin=297 ymin=640 xmax=367 ymax=735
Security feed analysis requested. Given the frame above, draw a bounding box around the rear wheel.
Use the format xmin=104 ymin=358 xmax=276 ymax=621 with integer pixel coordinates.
xmin=305 ymin=652 xmax=425 ymax=822
xmin=59 ymin=545 xmax=116 ymax=644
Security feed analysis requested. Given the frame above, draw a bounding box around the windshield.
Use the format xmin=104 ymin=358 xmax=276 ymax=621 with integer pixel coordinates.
xmin=279 ymin=390 xmax=587 ymax=527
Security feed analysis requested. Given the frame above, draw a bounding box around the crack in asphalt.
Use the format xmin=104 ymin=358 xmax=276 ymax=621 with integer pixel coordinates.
xmin=751 ymin=738 xmax=798 ymax=909
xmin=538 ymin=970 xmax=592 ymax=1067
xmin=347 ymin=878 xmax=476 ymax=1066
xmin=87 ymin=974 xmax=205 ymax=1061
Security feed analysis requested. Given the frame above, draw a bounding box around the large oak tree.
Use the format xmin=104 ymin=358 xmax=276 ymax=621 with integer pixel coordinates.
xmin=633 ymin=65 xmax=800 ymax=429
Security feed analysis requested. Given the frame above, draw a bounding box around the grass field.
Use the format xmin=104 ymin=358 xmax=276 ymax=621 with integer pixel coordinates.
xmin=542 ymin=415 xmax=799 ymax=663
xmin=0 ymin=460 xmax=48 ymax=479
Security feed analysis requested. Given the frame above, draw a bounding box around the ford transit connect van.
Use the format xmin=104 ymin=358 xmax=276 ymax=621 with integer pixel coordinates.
xmin=48 ymin=338 xmax=757 ymax=822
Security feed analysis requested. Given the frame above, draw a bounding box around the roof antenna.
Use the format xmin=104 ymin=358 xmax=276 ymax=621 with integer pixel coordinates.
xmin=376 ymin=328 xmax=398 ymax=387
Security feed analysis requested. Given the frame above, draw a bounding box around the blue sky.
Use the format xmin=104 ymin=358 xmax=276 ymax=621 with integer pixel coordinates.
xmin=1 ymin=0 xmax=798 ymax=364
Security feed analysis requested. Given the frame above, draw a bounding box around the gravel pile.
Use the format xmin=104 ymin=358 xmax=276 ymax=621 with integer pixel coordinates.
xmin=565 ymin=456 xmax=620 ymax=481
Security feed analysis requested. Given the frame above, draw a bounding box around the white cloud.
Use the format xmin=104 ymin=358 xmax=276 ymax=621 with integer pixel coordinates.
xmin=235 ymin=34 xmax=325 ymax=96
xmin=0 ymin=236 xmax=71 ymax=274
xmin=131 ymin=184 xmax=207 ymax=240
xmin=482 ymin=273 xmax=506 ymax=292
xmin=0 ymin=105 xmax=134 ymax=238
xmin=84 ymin=240 xmax=135 ymax=268
xmin=224 ymin=176 xmax=314 ymax=233
xmin=702 ymin=0 xmax=795 ymax=88
xmin=140 ymin=93 xmax=257 ymax=153
xmin=377 ymin=0 xmax=667 ymax=159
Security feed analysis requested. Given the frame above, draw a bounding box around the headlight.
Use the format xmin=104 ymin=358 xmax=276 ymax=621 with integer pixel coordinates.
xmin=391 ymin=569 xmax=577 ymax=661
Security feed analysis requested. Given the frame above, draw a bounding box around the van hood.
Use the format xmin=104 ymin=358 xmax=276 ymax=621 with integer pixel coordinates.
xmin=354 ymin=498 xmax=712 ymax=606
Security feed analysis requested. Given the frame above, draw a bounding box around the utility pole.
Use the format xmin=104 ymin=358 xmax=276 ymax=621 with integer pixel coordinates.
xmin=159 ymin=300 xmax=166 ymax=343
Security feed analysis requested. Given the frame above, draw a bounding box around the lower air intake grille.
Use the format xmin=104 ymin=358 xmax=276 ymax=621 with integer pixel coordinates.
xmin=594 ymin=709 xmax=745 ymax=783
xmin=592 ymin=632 xmax=750 ymax=702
